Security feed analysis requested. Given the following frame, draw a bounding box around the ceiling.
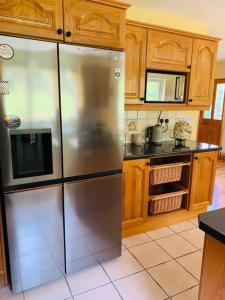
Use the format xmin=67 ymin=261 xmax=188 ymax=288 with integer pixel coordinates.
xmin=124 ymin=0 xmax=225 ymax=61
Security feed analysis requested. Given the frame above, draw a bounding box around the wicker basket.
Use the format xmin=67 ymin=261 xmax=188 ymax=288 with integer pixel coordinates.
xmin=150 ymin=162 xmax=189 ymax=185
xmin=149 ymin=190 xmax=187 ymax=215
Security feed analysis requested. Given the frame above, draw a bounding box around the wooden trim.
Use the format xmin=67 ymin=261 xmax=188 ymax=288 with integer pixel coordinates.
xmin=122 ymin=217 xmax=143 ymax=229
xmin=126 ymin=19 xmax=221 ymax=42
xmin=88 ymin=0 xmax=131 ymax=9
xmin=125 ymin=103 xmax=210 ymax=111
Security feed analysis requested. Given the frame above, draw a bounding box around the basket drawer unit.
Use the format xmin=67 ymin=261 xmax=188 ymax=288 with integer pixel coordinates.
xmin=150 ymin=162 xmax=189 ymax=185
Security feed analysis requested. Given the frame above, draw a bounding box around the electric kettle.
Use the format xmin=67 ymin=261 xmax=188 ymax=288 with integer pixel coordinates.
xmin=146 ymin=125 xmax=163 ymax=145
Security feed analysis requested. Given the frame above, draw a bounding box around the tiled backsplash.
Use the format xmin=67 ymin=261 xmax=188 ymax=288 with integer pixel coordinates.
xmin=124 ymin=110 xmax=200 ymax=144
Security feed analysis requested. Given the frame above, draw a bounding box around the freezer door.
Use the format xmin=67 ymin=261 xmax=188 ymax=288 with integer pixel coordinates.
xmin=4 ymin=185 xmax=65 ymax=293
xmin=64 ymin=175 xmax=122 ymax=274
xmin=0 ymin=36 xmax=62 ymax=187
xmin=59 ymin=45 xmax=125 ymax=178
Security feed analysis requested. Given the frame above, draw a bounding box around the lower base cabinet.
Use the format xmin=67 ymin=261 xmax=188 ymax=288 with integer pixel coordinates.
xmin=189 ymin=151 xmax=218 ymax=210
xmin=122 ymin=159 xmax=150 ymax=228
xmin=122 ymin=151 xmax=218 ymax=228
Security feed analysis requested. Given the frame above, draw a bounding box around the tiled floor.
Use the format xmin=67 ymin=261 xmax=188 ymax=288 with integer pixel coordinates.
xmin=0 ymin=219 xmax=203 ymax=300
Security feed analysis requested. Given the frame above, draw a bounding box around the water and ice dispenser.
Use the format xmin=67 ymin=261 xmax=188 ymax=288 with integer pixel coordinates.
xmin=10 ymin=129 xmax=53 ymax=179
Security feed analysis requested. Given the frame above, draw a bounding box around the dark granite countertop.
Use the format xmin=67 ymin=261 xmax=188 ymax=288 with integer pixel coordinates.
xmin=199 ymin=208 xmax=225 ymax=245
xmin=124 ymin=140 xmax=222 ymax=160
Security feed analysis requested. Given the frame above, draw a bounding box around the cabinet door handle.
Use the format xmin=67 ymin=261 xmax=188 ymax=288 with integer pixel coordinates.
xmin=195 ymin=157 xmax=198 ymax=160
xmin=140 ymin=97 xmax=145 ymax=101
xmin=57 ymin=28 xmax=63 ymax=35
xmin=66 ymin=31 xmax=72 ymax=37
xmin=188 ymin=65 xmax=191 ymax=69
xmin=146 ymin=162 xmax=150 ymax=166
xmin=189 ymin=99 xmax=193 ymax=102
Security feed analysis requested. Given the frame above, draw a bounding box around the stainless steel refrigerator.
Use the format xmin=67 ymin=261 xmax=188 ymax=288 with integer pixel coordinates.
xmin=0 ymin=36 xmax=124 ymax=292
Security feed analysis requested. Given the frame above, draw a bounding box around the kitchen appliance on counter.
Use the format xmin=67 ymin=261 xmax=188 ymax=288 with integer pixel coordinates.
xmin=146 ymin=125 xmax=164 ymax=145
xmin=0 ymin=35 xmax=124 ymax=293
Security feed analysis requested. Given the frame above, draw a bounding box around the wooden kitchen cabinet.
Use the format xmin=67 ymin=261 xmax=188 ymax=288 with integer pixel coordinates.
xmin=146 ymin=29 xmax=193 ymax=72
xmin=125 ymin=24 xmax=147 ymax=104
xmin=63 ymin=0 xmax=130 ymax=49
xmin=188 ymin=39 xmax=218 ymax=106
xmin=189 ymin=151 xmax=218 ymax=210
xmin=122 ymin=159 xmax=150 ymax=228
xmin=0 ymin=0 xmax=64 ymax=41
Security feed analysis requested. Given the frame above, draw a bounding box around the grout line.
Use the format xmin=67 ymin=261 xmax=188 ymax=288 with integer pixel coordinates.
xmin=64 ymin=275 xmax=73 ymax=298
xmin=126 ymin=235 xmax=200 ymax=298
xmin=99 ymin=262 xmax=124 ymax=300
xmin=177 ymin=231 xmax=204 ymax=250
xmin=169 ymin=283 xmax=200 ymax=299
xmin=126 ymin=248 xmax=170 ymax=298
xmin=71 ymin=282 xmax=113 ymax=298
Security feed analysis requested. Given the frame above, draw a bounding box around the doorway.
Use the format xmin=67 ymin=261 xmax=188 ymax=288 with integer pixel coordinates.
xmin=198 ymin=79 xmax=225 ymax=145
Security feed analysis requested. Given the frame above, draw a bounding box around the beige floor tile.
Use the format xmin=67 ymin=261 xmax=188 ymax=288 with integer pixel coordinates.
xmin=114 ymin=271 xmax=168 ymax=300
xmin=101 ymin=250 xmax=143 ymax=281
xmin=169 ymin=222 xmax=196 ymax=233
xmin=176 ymin=251 xmax=203 ymax=280
xmin=146 ymin=227 xmax=175 ymax=240
xmin=74 ymin=284 xmax=121 ymax=300
xmin=148 ymin=260 xmax=198 ymax=297
xmin=171 ymin=285 xmax=199 ymax=300
xmin=122 ymin=244 xmax=126 ymax=250
xmin=129 ymin=241 xmax=172 ymax=268
xmin=189 ymin=218 xmax=198 ymax=226
xmin=66 ymin=264 xmax=110 ymax=296
xmin=180 ymin=228 xmax=205 ymax=249
xmin=24 ymin=278 xmax=71 ymax=300
xmin=156 ymin=235 xmax=197 ymax=258
xmin=0 ymin=286 xmax=24 ymax=300
xmin=122 ymin=233 xmax=151 ymax=248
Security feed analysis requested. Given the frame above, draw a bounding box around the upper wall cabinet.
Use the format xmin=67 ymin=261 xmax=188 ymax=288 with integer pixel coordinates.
xmin=125 ymin=24 xmax=147 ymax=104
xmin=188 ymin=39 xmax=218 ymax=106
xmin=0 ymin=0 xmax=64 ymax=40
xmin=146 ymin=29 xmax=193 ymax=72
xmin=63 ymin=0 xmax=130 ymax=49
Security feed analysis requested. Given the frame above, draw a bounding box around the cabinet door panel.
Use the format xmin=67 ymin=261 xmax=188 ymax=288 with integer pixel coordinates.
xmin=125 ymin=24 xmax=147 ymax=104
xmin=147 ymin=29 xmax=193 ymax=72
xmin=189 ymin=39 xmax=218 ymax=106
xmin=190 ymin=151 xmax=217 ymax=210
xmin=0 ymin=0 xmax=63 ymax=40
xmin=123 ymin=159 xmax=149 ymax=228
xmin=63 ymin=0 xmax=126 ymax=49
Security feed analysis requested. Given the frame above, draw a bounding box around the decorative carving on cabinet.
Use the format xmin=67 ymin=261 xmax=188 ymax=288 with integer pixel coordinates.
xmin=0 ymin=0 xmax=54 ymax=28
xmin=125 ymin=32 xmax=142 ymax=96
xmin=194 ymin=46 xmax=213 ymax=98
xmin=152 ymin=39 xmax=189 ymax=66
xmin=72 ymin=12 xmax=118 ymax=40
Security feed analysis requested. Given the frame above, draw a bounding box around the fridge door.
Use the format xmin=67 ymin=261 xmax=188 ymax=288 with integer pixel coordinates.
xmin=64 ymin=174 xmax=122 ymax=274
xmin=59 ymin=45 xmax=125 ymax=178
xmin=0 ymin=36 xmax=62 ymax=187
xmin=4 ymin=184 xmax=65 ymax=293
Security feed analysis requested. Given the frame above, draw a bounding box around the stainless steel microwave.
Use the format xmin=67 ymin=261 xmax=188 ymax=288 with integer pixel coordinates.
xmin=145 ymin=70 xmax=187 ymax=103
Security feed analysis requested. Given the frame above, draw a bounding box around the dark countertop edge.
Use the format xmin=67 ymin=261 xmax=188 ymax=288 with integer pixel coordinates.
xmin=199 ymin=208 xmax=225 ymax=246
xmin=199 ymin=220 xmax=225 ymax=246
xmin=124 ymin=146 xmax=222 ymax=161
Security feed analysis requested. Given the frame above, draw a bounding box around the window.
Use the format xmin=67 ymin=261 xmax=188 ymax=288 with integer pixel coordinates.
xmin=203 ymin=81 xmax=225 ymax=121
xmin=213 ymin=83 xmax=225 ymax=120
